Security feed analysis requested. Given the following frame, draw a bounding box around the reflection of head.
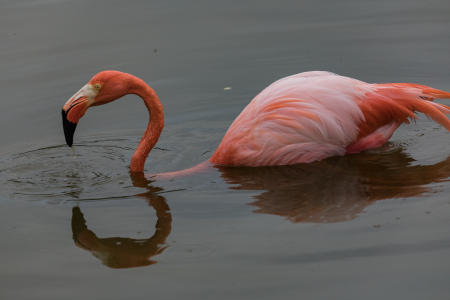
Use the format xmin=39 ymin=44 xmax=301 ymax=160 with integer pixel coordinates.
xmin=218 ymin=146 xmax=450 ymax=223
xmin=72 ymin=190 xmax=171 ymax=269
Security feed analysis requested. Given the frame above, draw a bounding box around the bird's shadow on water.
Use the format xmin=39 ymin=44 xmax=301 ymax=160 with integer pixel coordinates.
xmin=70 ymin=144 xmax=450 ymax=268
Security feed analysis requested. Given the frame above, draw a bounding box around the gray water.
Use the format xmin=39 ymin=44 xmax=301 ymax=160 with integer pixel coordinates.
xmin=1 ymin=0 xmax=450 ymax=299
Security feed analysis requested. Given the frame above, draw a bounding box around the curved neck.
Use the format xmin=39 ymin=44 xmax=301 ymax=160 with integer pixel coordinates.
xmin=128 ymin=77 xmax=164 ymax=173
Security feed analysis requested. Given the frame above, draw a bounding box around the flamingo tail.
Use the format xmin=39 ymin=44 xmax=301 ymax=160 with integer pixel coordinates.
xmin=357 ymin=83 xmax=450 ymax=139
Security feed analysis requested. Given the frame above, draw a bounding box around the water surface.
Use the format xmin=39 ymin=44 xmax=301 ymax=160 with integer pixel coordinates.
xmin=1 ymin=0 xmax=450 ymax=299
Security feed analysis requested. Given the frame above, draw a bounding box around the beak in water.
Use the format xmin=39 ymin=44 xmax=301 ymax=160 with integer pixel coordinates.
xmin=62 ymin=84 xmax=93 ymax=147
xmin=62 ymin=109 xmax=78 ymax=147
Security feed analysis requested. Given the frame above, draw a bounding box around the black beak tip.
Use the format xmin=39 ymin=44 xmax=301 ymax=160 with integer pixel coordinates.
xmin=62 ymin=109 xmax=77 ymax=147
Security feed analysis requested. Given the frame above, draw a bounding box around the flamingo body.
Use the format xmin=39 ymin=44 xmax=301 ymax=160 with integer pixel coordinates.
xmin=211 ymin=71 xmax=450 ymax=166
xmin=62 ymin=70 xmax=450 ymax=173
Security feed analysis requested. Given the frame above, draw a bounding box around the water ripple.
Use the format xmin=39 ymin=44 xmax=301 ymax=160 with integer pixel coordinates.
xmin=0 ymin=138 xmax=143 ymax=203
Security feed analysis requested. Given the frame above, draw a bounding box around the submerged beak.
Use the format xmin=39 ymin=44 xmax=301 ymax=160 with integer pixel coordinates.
xmin=62 ymin=84 xmax=93 ymax=147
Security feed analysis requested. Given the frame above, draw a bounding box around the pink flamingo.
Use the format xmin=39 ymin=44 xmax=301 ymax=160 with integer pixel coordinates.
xmin=62 ymin=70 xmax=450 ymax=175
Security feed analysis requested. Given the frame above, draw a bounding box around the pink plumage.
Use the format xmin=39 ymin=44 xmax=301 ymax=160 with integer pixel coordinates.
xmin=210 ymin=71 xmax=450 ymax=166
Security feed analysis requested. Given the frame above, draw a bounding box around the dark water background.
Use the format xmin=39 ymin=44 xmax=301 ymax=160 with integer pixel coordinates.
xmin=1 ymin=0 xmax=450 ymax=299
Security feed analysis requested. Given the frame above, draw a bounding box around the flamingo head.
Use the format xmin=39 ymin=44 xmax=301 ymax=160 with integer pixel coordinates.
xmin=62 ymin=70 xmax=132 ymax=146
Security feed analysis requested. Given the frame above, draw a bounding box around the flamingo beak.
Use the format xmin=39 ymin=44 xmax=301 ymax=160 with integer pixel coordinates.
xmin=62 ymin=84 xmax=96 ymax=147
xmin=62 ymin=109 xmax=78 ymax=147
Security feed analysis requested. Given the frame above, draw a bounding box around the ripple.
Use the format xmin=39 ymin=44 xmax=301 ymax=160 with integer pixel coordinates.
xmin=0 ymin=138 xmax=142 ymax=203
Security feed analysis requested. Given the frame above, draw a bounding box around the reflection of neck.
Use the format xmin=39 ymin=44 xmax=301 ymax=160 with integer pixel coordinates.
xmin=128 ymin=77 xmax=164 ymax=173
xmin=144 ymin=194 xmax=172 ymax=248
xmin=71 ymin=193 xmax=172 ymax=269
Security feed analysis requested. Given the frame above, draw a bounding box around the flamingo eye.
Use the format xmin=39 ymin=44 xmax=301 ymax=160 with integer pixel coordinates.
xmin=93 ymin=83 xmax=102 ymax=90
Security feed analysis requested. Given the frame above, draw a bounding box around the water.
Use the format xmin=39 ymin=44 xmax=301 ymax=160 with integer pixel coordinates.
xmin=1 ymin=0 xmax=450 ymax=299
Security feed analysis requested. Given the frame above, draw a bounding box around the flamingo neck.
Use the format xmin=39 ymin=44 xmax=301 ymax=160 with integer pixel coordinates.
xmin=128 ymin=77 xmax=164 ymax=173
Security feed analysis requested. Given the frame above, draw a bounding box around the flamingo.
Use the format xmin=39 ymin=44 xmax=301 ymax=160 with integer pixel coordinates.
xmin=62 ymin=70 xmax=450 ymax=175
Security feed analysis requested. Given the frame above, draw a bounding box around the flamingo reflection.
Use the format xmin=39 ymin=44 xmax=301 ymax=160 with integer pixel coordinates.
xmin=71 ymin=173 xmax=171 ymax=268
xmin=217 ymin=146 xmax=450 ymax=223
xmin=71 ymin=146 xmax=450 ymax=268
